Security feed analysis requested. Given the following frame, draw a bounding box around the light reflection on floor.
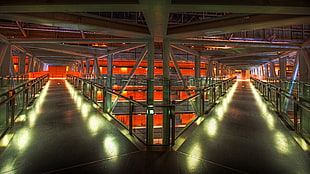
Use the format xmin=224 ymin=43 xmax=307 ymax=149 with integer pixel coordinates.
xmin=65 ymin=80 xmax=121 ymax=157
xmin=250 ymin=82 xmax=293 ymax=154
xmin=203 ymin=82 xmax=238 ymax=138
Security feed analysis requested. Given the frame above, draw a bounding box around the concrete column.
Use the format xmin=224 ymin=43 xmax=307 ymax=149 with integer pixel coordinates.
xmin=162 ymin=39 xmax=170 ymax=145
xmin=18 ymin=52 xmax=26 ymax=74
xmin=32 ymin=58 xmax=39 ymax=72
xmin=86 ymin=59 xmax=90 ymax=74
xmin=195 ymin=52 xmax=201 ymax=116
xmin=299 ymin=48 xmax=310 ymax=82
xmin=92 ymin=57 xmax=100 ymax=75
xmin=215 ymin=61 xmax=219 ymax=76
xmin=207 ymin=60 xmax=213 ymax=77
xmin=28 ymin=56 xmax=34 ymax=72
xmin=0 ymin=44 xmax=12 ymax=76
xmin=269 ymin=62 xmax=276 ymax=78
xmin=222 ymin=65 xmax=227 ymax=76
xmin=146 ymin=39 xmax=154 ymax=145
xmin=279 ymin=57 xmax=287 ymax=80
xmin=105 ymin=54 xmax=113 ymax=113
xmin=219 ymin=63 xmax=223 ymax=76
xmin=264 ymin=64 xmax=269 ymax=77
xmin=80 ymin=59 xmax=84 ymax=73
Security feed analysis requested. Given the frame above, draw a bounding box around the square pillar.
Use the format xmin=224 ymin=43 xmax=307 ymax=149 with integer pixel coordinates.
xmin=279 ymin=57 xmax=287 ymax=80
xmin=146 ymin=40 xmax=154 ymax=145
xmin=18 ymin=52 xmax=26 ymax=74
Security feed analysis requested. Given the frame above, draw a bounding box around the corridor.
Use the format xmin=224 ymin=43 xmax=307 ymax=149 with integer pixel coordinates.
xmin=0 ymin=79 xmax=309 ymax=174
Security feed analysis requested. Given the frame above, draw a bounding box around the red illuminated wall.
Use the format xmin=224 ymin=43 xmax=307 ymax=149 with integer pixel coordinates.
xmin=48 ymin=66 xmax=67 ymax=78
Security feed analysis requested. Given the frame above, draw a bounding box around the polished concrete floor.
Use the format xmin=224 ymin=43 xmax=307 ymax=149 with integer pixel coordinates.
xmin=0 ymin=79 xmax=309 ymax=174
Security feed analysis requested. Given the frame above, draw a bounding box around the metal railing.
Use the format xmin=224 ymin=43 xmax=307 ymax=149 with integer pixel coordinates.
xmin=0 ymin=73 xmax=49 ymax=138
xmin=251 ymin=77 xmax=310 ymax=144
xmin=67 ymin=74 xmax=236 ymax=145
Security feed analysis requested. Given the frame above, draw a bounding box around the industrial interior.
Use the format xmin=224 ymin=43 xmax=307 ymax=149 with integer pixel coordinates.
xmin=0 ymin=1 xmax=309 ymax=173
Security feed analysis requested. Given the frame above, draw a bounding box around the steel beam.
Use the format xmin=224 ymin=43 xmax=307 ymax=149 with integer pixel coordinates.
xmin=170 ymin=39 xmax=301 ymax=49
xmin=98 ymin=43 xmax=146 ymax=59
xmin=171 ymin=44 xmax=209 ymax=59
xmin=168 ymin=14 xmax=310 ymax=39
xmin=170 ymin=2 xmax=310 ymax=15
xmin=0 ymin=2 xmax=140 ymax=13
xmin=111 ymin=47 xmax=148 ymax=112
xmin=212 ymin=51 xmax=279 ymax=61
xmin=15 ymin=21 xmax=27 ymax=38
xmin=170 ymin=49 xmax=198 ymax=114
xmin=19 ymin=43 xmax=107 ymax=56
xmin=0 ymin=1 xmax=309 ymax=15
xmin=0 ymin=33 xmax=9 ymax=44
xmin=20 ymin=44 xmax=94 ymax=58
xmin=9 ymin=38 xmax=148 ymax=44
xmin=0 ymin=12 xmax=149 ymax=38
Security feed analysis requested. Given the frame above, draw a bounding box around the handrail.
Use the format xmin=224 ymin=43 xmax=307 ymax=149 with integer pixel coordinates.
xmin=66 ymin=73 xmax=237 ymax=146
xmin=0 ymin=73 xmax=49 ymax=139
xmin=67 ymin=74 xmax=236 ymax=108
xmin=0 ymin=74 xmax=49 ymax=106
xmin=250 ymin=77 xmax=310 ymax=112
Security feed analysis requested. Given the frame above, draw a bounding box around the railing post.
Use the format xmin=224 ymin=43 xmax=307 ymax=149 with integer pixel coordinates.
xmin=170 ymin=101 xmax=176 ymax=146
xmin=200 ymin=89 xmax=204 ymax=115
xmin=293 ymin=97 xmax=298 ymax=131
xmin=102 ymin=87 xmax=106 ymax=112
xmin=10 ymin=90 xmax=15 ymax=127
xmin=212 ymin=85 xmax=216 ymax=104
xmin=129 ymin=96 xmax=134 ymax=135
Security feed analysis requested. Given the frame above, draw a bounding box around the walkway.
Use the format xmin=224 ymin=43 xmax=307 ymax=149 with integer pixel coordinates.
xmin=0 ymin=80 xmax=309 ymax=174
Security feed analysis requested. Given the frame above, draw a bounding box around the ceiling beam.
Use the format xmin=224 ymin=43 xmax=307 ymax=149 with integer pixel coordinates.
xmin=15 ymin=21 xmax=27 ymax=37
xmin=23 ymin=45 xmax=92 ymax=57
xmin=168 ymin=14 xmax=310 ymax=39
xmin=0 ymin=1 xmax=140 ymax=13
xmin=0 ymin=1 xmax=309 ymax=15
xmin=170 ymin=2 xmax=310 ymax=15
xmin=18 ymin=43 xmax=107 ymax=56
xmin=0 ymin=12 xmax=150 ymax=38
xmin=170 ymin=39 xmax=301 ymax=49
xmin=171 ymin=44 xmax=210 ymax=59
xmin=9 ymin=38 xmax=148 ymax=44
xmin=98 ymin=43 xmax=146 ymax=59
xmin=211 ymin=51 xmax=279 ymax=61
xmin=0 ymin=33 xmax=9 ymax=44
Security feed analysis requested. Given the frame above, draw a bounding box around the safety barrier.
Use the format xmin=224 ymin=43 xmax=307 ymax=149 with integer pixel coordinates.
xmin=251 ymin=77 xmax=310 ymax=144
xmin=67 ymin=74 xmax=236 ymax=145
xmin=0 ymin=74 xmax=49 ymax=138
